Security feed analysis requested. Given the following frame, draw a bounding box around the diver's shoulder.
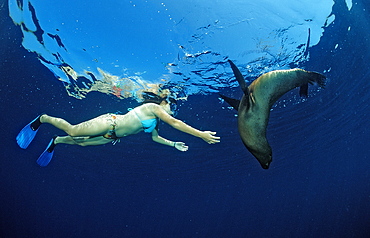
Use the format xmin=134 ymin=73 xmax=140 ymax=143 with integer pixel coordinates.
xmin=137 ymin=103 xmax=161 ymax=111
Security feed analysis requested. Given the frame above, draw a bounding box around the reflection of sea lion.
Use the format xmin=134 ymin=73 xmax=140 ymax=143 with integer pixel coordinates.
xmin=221 ymin=60 xmax=326 ymax=169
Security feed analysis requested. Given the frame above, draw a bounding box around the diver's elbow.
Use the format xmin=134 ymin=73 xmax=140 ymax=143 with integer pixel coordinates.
xmin=170 ymin=119 xmax=183 ymax=129
xmin=151 ymin=135 xmax=160 ymax=142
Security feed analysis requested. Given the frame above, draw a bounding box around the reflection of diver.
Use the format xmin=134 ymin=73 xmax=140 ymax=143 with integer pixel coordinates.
xmin=16 ymin=91 xmax=220 ymax=166
xmin=59 ymin=64 xmax=159 ymax=99
xmin=60 ymin=64 xmax=96 ymax=89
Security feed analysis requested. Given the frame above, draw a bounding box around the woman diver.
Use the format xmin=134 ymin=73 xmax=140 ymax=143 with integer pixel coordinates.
xmin=16 ymin=91 xmax=221 ymax=166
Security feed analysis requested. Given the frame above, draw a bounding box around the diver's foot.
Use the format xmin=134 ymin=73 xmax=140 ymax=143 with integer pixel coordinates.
xmin=47 ymin=136 xmax=58 ymax=152
xmin=30 ymin=114 xmax=46 ymax=131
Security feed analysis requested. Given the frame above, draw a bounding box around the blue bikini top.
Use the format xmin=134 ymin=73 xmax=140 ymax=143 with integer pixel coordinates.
xmin=141 ymin=118 xmax=158 ymax=133
xmin=132 ymin=110 xmax=158 ymax=133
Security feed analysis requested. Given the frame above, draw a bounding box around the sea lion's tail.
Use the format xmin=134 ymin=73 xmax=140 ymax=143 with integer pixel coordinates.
xmin=299 ymin=71 xmax=326 ymax=97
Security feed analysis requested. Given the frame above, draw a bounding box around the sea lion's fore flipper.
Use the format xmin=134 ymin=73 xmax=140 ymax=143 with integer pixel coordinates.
xmin=220 ymin=94 xmax=240 ymax=111
xmin=228 ymin=60 xmax=248 ymax=94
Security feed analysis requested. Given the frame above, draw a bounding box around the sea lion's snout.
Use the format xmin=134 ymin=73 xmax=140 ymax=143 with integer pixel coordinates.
xmin=257 ymin=153 xmax=272 ymax=169
xmin=260 ymin=159 xmax=271 ymax=169
xmin=247 ymin=145 xmax=272 ymax=169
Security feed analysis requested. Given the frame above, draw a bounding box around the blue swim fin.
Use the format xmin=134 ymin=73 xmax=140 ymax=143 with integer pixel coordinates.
xmin=16 ymin=115 xmax=43 ymax=149
xmin=37 ymin=137 xmax=57 ymax=167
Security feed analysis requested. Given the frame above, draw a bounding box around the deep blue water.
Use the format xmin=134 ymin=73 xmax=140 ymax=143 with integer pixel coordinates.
xmin=1 ymin=0 xmax=369 ymax=237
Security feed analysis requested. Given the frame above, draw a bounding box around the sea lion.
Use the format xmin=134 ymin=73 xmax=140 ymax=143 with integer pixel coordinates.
xmin=221 ymin=60 xmax=326 ymax=169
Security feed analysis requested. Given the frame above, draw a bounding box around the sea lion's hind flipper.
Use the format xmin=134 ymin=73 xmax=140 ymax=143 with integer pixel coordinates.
xmin=228 ymin=60 xmax=248 ymax=94
xmin=219 ymin=94 xmax=240 ymax=111
xmin=299 ymin=84 xmax=309 ymax=97
xmin=300 ymin=71 xmax=326 ymax=97
xmin=308 ymin=71 xmax=326 ymax=88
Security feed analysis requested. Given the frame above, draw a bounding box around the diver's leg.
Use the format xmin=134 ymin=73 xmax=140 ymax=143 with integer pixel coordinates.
xmin=54 ymin=136 xmax=79 ymax=145
xmin=37 ymin=135 xmax=113 ymax=167
xmin=55 ymin=135 xmax=112 ymax=146
xmin=40 ymin=114 xmax=111 ymax=137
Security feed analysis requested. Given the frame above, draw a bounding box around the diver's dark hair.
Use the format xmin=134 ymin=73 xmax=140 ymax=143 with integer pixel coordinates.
xmin=141 ymin=91 xmax=177 ymax=105
xmin=141 ymin=91 xmax=165 ymax=104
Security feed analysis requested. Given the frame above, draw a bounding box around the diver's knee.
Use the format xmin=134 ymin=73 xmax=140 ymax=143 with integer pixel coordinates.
xmin=67 ymin=129 xmax=79 ymax=137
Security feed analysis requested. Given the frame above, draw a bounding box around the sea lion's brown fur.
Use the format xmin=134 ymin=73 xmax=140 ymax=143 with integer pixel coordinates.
xmin=223 ymin=61 xmax=326 ymax=169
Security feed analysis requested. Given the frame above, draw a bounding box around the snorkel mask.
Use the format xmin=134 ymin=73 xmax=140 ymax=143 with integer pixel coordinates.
xmin=142 ymin=91 xmax=179 ymax=116
xmin=165 ymin=96 xmax=178 ymax=116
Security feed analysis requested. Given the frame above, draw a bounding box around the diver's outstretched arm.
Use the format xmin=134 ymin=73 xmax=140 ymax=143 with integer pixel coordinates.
xmin=151 ymin=129 xmax=188 ymax=151
xmin=151 ymin=105 xmax=220 ymax=144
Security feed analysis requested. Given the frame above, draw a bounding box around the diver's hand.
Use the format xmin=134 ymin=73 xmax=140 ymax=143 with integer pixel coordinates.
xmin=201 ymin=131 xmax=220 ymax=144
xmin=174 ymin=142 xmax=188 ymax=151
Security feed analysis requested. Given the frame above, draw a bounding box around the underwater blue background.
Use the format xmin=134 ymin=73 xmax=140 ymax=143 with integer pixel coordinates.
xmin=1 ymin=0 xmax=369 ymax=237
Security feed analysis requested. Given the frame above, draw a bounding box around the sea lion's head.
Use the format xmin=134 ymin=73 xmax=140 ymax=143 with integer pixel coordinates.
xmin=247 ymin=145 xmax=272 ymax=169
